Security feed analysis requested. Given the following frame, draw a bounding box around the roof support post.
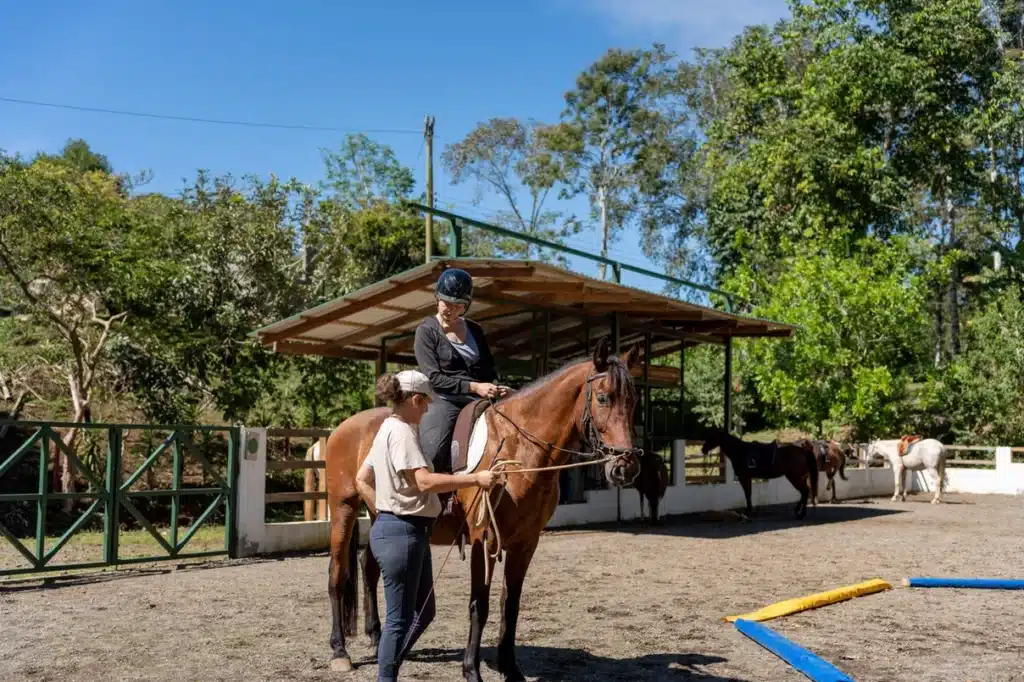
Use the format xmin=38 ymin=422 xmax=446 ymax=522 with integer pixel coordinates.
xmin=542 ymin=311 xmax=551 ymax=376
xmin=643 ymin=331 xmax=652 ymax=459
xmin=376 ymin=339 xmax=388 ymax=407
xmin=449 ymin=218 xmax=463 ymax=258
xmin=723 ymin=337 xmax=733 ymax=434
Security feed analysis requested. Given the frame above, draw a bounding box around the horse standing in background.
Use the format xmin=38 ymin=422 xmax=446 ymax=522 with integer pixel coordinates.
xmin=865 ymin=438 xmax=947 ymax=504
xmin=634 ymin=451 xmax=669 ymax=525
xmin=702 ymin=430 xmax=819 ymax=519
xmin=793 ymin=439 xmax=848 ymax=503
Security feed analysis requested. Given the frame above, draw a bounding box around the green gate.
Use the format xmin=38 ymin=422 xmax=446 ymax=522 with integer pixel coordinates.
xmin=0 ymin=421 xmax=238 ymax=577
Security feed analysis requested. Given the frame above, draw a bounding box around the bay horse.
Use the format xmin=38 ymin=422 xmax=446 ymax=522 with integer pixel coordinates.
xmin=323 ymin=336 xmax=642 ymax=681
xmin=865 ymin=438 xmax=947 ymax=504
xmin=701 ymin=430 xmax=818 ymax=519
xmin=634 ymin=452 xmax=669 ymax=525
xmin=793 ymin=439 xmax=848 ymax=503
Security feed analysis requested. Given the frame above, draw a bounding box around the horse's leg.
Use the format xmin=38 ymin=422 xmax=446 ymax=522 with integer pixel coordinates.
xmin=462 ymin=541 xmax=495 ymax=682
xmin=931 ymin=461 xmax=944 ymax=504
xmin=739 ymin=474 xmax=754 ymax=518
xmin=328 ymin=500 xmax=359 ymax=671
xmin=651 ymin=494 xmax=660 ymax=526
xmin=828 ymin=475 xmax=837 ymax=503
xmin=638 ymin=488 xmax=645 ymax=525
xmin=496 ymin=542 xmax=539 ymax=682
xmin=360 ymin=544 xmax=382 ymax=651
xmin=891 ymin=462 xmax=902 ymax=501
xmin=899 ymin=467 xmax=908 ymax=502
xmin=786 ymin=471 xmax=809 ymax=519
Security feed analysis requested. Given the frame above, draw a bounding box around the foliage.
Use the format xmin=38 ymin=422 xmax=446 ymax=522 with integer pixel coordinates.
xmin=441 ymin=117 xmax=581 ymax=264
xmin=738 ymin=238 xmax=930 ymax=438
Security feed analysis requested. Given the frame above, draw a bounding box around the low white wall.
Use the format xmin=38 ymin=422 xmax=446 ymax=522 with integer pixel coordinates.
xmin=235 ymin=428 xmax=369 ymax=558
xmin=907 ymin=446 xmax=1024 ymax=496
xmin=235 ymin=432 xmax=1022 ymax=555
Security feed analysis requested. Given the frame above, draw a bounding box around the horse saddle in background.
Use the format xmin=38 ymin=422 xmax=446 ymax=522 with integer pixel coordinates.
xmin=897 ymin=435 xmax=921 ymax=458
xmin=745 ymin=442 xmax=778 ymax=474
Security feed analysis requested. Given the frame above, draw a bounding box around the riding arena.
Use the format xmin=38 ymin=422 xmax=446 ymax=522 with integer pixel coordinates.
xmin=2 ymin=208 xmax=1022 ymax=682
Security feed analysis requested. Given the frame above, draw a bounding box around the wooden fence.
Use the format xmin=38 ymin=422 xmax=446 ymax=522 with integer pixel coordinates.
xmin=264 ymin=428 xmax=330 ymax=521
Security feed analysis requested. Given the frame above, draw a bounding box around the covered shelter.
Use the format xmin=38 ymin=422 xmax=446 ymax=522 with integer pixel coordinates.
xmin=250 ymin=256 xmax=794 ymax=467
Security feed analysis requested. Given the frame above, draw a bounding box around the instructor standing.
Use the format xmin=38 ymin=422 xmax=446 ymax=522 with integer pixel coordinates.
xmin=414 ymin=268 xmax=510 ymax=474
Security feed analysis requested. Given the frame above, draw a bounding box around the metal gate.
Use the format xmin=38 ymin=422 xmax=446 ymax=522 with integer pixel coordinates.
xmin=0 ymin=421 xmax=238 ymax=577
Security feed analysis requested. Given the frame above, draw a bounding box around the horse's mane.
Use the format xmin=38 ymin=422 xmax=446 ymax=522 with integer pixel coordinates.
xmin=506 ymin=354 xmax=636 ymax=404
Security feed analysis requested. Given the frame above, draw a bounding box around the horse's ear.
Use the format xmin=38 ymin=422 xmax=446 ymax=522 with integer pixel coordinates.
xmin=621 ymin=342 xmax=641 ymax=370
xmin=592 ymin=335 xmax=611 ymax=371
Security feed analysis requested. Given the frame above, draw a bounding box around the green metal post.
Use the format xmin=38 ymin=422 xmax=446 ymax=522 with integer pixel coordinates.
xmin=612 ymin=263 xmax=622 ymax=283
xmin=449 ymin=218 xmax=463 ymax=258
xmin=643 ymin=332 xmax=652 ymax=457
xmin=171 ymin=431 xmax=182 ymax=555
xmin=225 ymin=428 xmax=239 ymax=558
xmin=678 ymin=345 xmax=685 ymax=486
xmin=104 ymin=427 xmax=122 ymax=565
xmin=36 ymin=428 xmax=49 ymax=564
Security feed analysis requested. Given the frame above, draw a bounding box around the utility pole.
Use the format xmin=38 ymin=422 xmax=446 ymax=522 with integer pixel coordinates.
xmin=424 ymin=115 xmax=435 ymax=264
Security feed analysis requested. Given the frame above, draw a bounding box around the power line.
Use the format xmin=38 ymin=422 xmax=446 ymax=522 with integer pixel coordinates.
xmin=0 ymin=96 xmax=422 ymax=135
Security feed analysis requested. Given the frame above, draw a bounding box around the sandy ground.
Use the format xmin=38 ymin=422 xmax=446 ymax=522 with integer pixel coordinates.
xmin=1 ymin=492 xmax=1022 ymax=682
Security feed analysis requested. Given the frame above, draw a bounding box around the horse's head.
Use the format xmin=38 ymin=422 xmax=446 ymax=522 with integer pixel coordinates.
xmin=582 ymin=336 xmax=641 ymax=487
xmin=701 ymin=430 xmax=725 ymax=457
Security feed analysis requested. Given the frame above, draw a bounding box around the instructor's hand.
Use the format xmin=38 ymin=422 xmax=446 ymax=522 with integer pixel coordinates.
xmin=474 ymin=470 xmax=504 ymax=490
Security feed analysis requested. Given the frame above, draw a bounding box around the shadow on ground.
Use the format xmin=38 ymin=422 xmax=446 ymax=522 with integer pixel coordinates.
xmin=546 ymin=501 xmax=910 ymax=540
xmin=396 ymin=646 xmax=750 ymax=681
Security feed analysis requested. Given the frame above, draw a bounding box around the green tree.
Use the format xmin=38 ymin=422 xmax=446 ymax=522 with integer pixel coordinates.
xmin=538 ymin=44 xmax=690 ymax=280
xmin=320 ymin=133 xmax=415 ymax=208
xmin=441 ymin=117 xmax=580 ymax=263
xmin=740 ymin=238 xmax=930 ymax=438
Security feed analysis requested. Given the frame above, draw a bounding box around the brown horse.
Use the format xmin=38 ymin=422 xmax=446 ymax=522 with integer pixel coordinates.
xmin=324 ymin=336 xmax=642 ymax=681
xmin=634 ymin=452 xmax=669 ymax=525
xmin=793 ymin=439 xmax=848 ymax=504
xmin=701 ymin=430 xmax=818 ymax=519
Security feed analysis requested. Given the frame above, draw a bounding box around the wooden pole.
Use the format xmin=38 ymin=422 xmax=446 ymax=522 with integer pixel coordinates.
xmin=304 ymin=444 xmax=315 ymax=522
xmin=424 ymin=115 xmax=435 ymax=264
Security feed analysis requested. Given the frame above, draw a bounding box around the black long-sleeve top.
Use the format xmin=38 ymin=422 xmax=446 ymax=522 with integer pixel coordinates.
xmin=413 ymin=315 xmax=498 ymax=405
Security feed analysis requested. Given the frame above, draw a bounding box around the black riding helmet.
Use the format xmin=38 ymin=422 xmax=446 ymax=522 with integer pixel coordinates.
xmin=435 ymin=268 xmax=473 ymax=313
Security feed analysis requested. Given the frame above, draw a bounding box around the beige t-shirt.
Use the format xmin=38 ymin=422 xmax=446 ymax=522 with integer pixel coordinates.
xmin=368 ymin=416 xmax=442 ymax=518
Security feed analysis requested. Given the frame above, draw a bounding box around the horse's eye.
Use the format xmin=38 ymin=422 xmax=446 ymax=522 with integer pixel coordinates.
xmin=596 ymin=393 xmax=611 ymax=406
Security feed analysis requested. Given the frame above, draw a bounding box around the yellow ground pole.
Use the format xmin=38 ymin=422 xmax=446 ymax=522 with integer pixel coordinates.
xmin=724 ymin=578 xmax=893 ymax=623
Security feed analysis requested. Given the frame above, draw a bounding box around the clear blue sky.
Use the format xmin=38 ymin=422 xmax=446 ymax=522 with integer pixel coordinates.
xmin=0 ymin=0 xmax=789 ymax=292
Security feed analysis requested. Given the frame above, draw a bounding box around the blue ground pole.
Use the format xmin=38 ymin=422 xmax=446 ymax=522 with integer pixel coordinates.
xmin=734 ymin=619 xmax=855 ymax=682
xmin=903 ymin=577 xmax=1024 ymax=590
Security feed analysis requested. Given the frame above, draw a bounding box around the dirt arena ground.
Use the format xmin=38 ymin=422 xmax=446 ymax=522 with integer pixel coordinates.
xmin=2 ymin=492 xmax=1022 ymax=681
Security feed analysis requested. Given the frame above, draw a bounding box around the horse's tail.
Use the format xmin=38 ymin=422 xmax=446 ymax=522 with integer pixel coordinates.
xmin=806 ymin=447 xmax=819 ymax=502
xmin=343 ymin=515 xmax=359 ymax=637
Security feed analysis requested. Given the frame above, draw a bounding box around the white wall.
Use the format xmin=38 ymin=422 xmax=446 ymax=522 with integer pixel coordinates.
xmin=235 ymin=433 xmax=1022 ymax=555
xmin=235 ymin=428 xmax=369 ymax=558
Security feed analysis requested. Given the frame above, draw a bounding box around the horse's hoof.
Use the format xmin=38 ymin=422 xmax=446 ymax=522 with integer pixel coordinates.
xmin=330 ymin=657 xmax=354 ymax=673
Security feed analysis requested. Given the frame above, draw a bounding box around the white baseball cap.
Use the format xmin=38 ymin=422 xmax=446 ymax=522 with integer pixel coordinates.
xmin=396 ymin=370 xmax=436 ymax=400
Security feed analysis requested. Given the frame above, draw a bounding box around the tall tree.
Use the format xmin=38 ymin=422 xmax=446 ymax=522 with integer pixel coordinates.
xmin=319 ymin=133 xmax=415 ymax=208
xmin=538 ymin=44 xmax=689 ymax=279
xmin=441 ymin=117 xmax=580 ymax=263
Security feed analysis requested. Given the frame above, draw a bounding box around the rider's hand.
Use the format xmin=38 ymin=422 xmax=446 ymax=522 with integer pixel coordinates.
xmin=475 ymin=470 xmax=503 ymax=490
xmin=496 ymin=385 xmax=513 ymax=397
xmin=472 ymin=382 xmax=500 ymax=399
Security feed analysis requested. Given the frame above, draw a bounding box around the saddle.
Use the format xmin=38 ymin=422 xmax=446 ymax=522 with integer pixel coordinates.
xmin=437 ymin=399 xmax=492 ymax=561
xmin=897 ymin=435 xmax=921 ymax=458
xmin=746 ymin=441 xmax=778 ymax=472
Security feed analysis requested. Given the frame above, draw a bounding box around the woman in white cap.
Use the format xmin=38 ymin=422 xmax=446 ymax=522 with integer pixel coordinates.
xmin=355 ymin=369 xmax=501 ymax=682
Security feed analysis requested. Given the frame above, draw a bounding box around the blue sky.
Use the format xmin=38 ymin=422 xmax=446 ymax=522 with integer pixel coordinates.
xmin=0 ymin=0 xmax=789 ymax=293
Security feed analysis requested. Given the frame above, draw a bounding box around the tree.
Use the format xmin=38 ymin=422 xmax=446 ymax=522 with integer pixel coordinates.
xmin=0 ymin=154 xmax=173 ymax=494
xmin=538 ymin=44 xmax=690 ymax=279
xmin=740 ymin=238 xmax=930 ymax=438
xmin=319 ymin=133 xmax=415 ymax=208
xmin=441 ymin=117 xmax=580 ymax=263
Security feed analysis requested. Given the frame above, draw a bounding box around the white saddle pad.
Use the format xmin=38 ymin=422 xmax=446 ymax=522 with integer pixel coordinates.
xmin=454 ymin=412 xmax=490 ymax=475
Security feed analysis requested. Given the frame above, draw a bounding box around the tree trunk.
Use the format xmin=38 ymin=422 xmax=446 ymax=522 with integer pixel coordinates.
xmin=946 ymin=194 xmax=961 ymax=358
xmin=598 ymin=187 xmax=609 ymax=280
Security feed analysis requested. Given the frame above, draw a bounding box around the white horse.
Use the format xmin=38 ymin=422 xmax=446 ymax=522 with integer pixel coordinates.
xmin=865 ymin=439 xmax=947 ymax=504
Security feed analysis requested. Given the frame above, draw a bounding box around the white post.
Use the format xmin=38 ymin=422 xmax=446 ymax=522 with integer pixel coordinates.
xmin=672 ymin=439 xmax=685 ymax=486
xmin=236 ymin=427 xmax=267 ymax=557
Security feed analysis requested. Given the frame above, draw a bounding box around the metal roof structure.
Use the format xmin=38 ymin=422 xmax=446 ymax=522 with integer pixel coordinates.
xmin=250 ymin=258 xmax=795 ymax=376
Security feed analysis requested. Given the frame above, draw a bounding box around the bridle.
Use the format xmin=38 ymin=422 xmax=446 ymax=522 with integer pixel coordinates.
xmin=488 ymin=366 xmax=642 ymax=484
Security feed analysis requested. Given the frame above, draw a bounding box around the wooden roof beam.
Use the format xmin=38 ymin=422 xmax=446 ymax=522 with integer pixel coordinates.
xmin=259 ymin=271 xmax=439 ymax=344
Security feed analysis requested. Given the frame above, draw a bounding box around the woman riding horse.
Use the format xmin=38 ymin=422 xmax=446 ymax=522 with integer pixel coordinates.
xmin=414 ymin=268 xmax=511 ymax=475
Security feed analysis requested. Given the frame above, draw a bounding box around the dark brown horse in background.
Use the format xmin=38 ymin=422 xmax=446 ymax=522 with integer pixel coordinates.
xmin=701 ymin=430 xmax=818 ymax=519
xmin=793 ymin=439 xmax=848 ymax=503
xmin=634 ymin=452 xmax=669 ymax=525
xmin=324 ymin=337 xmax=642 ymax=681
